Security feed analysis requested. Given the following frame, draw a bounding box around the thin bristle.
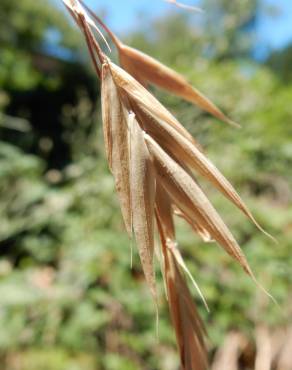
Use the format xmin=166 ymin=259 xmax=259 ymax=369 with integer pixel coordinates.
xmin=170 ymin=245 xmax=210 ymax=312
xmin=79 ymin=15 xmax=101 ymax=77
xmin=164 ymin=0 xmax=203 ymax=12
xmin=248 ymin=213 xmax=278 ymax=244
xmin=250 ymin=271 xmax=278 ymax=307
xmin=62 ymin=0 xmax=111 ymax=52
xmin=226 ymin=118 xmax=242 ymax=129
xmin=79 ymin=0 xmax=121 ymax=48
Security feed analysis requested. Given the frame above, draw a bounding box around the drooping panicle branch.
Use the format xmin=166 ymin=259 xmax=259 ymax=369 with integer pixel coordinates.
xmin=62 ymin=2 xmax=276 ymax=369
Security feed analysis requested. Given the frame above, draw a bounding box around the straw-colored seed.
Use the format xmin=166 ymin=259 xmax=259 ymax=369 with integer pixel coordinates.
xmin=145 ymin=133 xmax=253 ymax=276
xmin=119 ymin=44 xmax=238 ymax=127
xmin=131 ymin=102 xmax=273 ymax=240
xmin=156 ymin=212 xmax=208 ymax=370
xmin=155 ymin=182 xmax=175 ymax=240
xmin=101 ymin=63 xmax=132 ymax=236
xmin=129 ymin=114 xmax=157 ymax=299
xmin=108 ymin=61 xmax=202 ymax=149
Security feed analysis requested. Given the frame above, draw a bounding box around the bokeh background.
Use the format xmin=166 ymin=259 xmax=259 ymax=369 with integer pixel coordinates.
xmin=0 ymin=0 xmax=291 ymax=369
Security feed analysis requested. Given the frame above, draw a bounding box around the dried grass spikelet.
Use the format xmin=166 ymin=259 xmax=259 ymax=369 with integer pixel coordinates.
xmin=101 ymin=63 xmax=132 ymax=235
xmin=80 ymin=0 xmax=238 ymax=128
xmin=101 ymin=58 xmax=212 ymax=367
xmin=102 ymin=58 xmax=274 ymax=297
xmin=106 ymin=59 xmax=275 ymax=243
xmin=155 ymin=188 xmax=208 ymax=370
xmin=155 ymin=183 xmax=209 ymax=311
xmin=118 ymin=47 xmax=240 ymax=127
xmin=128 ymin=113 xmax=157 ymax=299
xmin=102 ymin=63 xmax=157 ymax=300
xmin=105 ymin=59 xmax=201 ymax=150
xmin=145 ymin=132 xmax=253 ymax=276
xmin=63 ymin=2 xmax=275 ymax=369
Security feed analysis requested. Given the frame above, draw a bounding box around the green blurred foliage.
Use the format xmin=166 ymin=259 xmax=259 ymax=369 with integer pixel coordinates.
xmin=266 ymin=43 xmax=292 ymax=82
xmin=0 ymin=0 xmax=83 ymax=91
xmin=0 ymin=0 xmax=291 ymax=369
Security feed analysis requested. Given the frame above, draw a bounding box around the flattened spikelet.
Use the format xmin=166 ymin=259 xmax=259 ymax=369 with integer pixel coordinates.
xmin=145 ymin=133 xmax=254 ymax=276
xmin=119 ymin=44 xmax=239 ymax=127
xmin=156 ymin=212 xmax=208 ymax=370
xmin=156 ymin=186 xmax=209 ymax=309
xmin=101 ymin=63 xmax=132 ymax=236
xmin=155 ymin=182 xmax=175 ymax=240
xmin=107 ymin=61 xmax=202 ymax=149
xmin=129 ymin=114 xmax=157 ymax=299
xmin=132 ymin=104 xmax=274 ymax=241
